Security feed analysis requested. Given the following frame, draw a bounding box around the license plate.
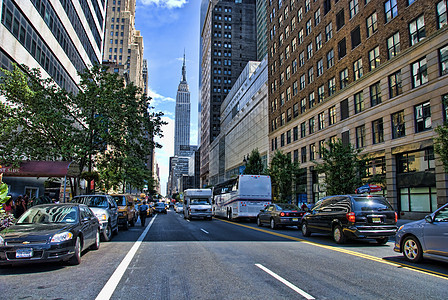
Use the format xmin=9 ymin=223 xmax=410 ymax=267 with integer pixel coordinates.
xmin=292 ymin=218 xmax=299 ymax=221
xmin=16 ymin=248 xmax=33 ymax=258
xmin=372 ymin=217 xmax=381 ymax=223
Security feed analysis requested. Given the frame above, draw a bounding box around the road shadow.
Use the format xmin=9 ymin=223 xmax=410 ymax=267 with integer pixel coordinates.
xmin=383 ymin=255 xmax=448 ymax=277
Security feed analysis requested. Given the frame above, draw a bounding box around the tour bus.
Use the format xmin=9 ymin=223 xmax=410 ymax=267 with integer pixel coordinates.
xmin=212 ymin=175 xmax=272 ymax=220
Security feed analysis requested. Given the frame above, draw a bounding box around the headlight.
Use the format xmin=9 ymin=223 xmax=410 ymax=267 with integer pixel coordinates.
xmin=0 ymin=235 xmax=5 ymax=246
xmin=51 ymin=232 xmax=73 ymax=243
xmin=398 ymin=225 xmax=404 ymax=231
xmin=96 ymin=213 xmax=107 ymax=221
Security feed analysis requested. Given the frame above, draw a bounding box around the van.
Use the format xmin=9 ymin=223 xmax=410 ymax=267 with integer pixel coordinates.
xmin=183 ymin=189 xmax=213 ymax=220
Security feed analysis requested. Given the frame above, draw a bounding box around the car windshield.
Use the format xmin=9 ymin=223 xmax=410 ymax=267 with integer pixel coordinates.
xmin=190 ymin=198 xmax=210 ymax=205
xmin=112 ymin=196 xmax=126 ymax=206
xmin=353 ymin=197 xmax=393 ymax=211
xmin=17 ymin=205 xmax=78 ymax=224
xmin=277 ymin=204 xmax=299 ymax=211
xmin=73 ymin=196 xmax=108 ymax=208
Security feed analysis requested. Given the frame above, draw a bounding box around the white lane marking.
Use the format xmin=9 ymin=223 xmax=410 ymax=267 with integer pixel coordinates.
xmin=200 ymin=228 xmax=209 ymax=234
xmin=255 ymin=264 xmax=315 ymax=300
xmin=95 ymin=214 xmax=157 ymax=300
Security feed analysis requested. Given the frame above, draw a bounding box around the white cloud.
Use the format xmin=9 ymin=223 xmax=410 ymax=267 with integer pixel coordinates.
xmin=140 ymin=0 xmax=187 ymax=9
xmin=154 ymin=116 xmax=174 ymax=195
xmin=148 ymin=88 xmax=175 ymax=107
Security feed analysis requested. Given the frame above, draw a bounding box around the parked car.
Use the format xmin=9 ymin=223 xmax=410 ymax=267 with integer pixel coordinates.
xmin=301 ymin=195 xmax=397 ymax=244
xmin=153 ymin=202 xmax=167 ymax=214
xmin=0 ymin=203 xmax=100 ymax=266
xmin=394 ymin=202 xmax=448 ymax=263
xmin=174 ymin=202 xmax=184 ymax=213
xmin=110 ymin=194 xmax=137 ymax=230
xmin=71 ymin=194 xmax=119 ymax=242
xmin=257 ymin=203 xmax=305 ymax=229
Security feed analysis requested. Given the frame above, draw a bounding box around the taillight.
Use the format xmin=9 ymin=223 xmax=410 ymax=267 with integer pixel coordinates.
xmin=395 ymin=212 xmax=398 ymax=223
xmin=346 ymin=212 xmax=356 ymax=223
xmin=280 ymin=212 xmax=285 ymax=217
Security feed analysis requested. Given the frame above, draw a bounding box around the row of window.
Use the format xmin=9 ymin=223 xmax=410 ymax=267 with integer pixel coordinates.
xmin=67 ymin=0 xmax=102 ymax=49
xmin=1 ymin=0 xmax=77 ymax=93
xmin=272 ymin=98 xmax=446 ymax=164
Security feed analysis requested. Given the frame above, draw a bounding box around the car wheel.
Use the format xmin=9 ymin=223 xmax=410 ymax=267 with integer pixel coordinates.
xmin=270 ymin=218 xmax=277 ymax=229
xmin=90 ymin=229 xmax=100 ymax=250
xmin=227 ymin=209 xmax=232 ymax=221
xmin=376 ymin=237 xmax=389 ymax=245
xmin=301 ymin=222 xmax=311 ymax=237
xmin=68 ymin=236 xmax=81 ymax=265
xmin=102 ymin=224 xmax=112 ymax=242
xmin=257 ymin=217 xmax=263 ymax=227
xmin=403 ymin=236 xmax=423 ymax=263
xmin=333 ymin=225 xmax=346 ymax=244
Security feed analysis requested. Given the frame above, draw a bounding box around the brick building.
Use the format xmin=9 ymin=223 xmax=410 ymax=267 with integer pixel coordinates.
xmin=267 ymin=0 xmax=448 ymax=218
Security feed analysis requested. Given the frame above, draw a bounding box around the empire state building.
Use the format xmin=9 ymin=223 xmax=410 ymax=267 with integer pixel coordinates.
xmin=174 ymin=54 xmax=191 ymax=156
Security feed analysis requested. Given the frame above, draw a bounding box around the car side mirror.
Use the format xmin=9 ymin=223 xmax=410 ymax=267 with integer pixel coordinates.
xmin=425 ymin=215 xmax=433 ymax=223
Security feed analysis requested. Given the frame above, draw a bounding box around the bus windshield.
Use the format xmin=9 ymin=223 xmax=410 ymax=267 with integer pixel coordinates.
xmin=190 ymin=198 xmax=210 ymax=205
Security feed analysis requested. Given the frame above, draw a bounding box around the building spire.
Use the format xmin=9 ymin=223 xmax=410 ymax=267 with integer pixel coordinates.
xmin=182 ymin=49 xmax=187 ymax=82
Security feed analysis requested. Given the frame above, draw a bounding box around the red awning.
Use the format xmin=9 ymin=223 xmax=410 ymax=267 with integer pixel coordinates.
xmin=0 ymin=161 xmax=77 ymax=177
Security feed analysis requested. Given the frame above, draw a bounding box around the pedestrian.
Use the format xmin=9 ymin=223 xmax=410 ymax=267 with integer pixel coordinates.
xmin=2 ymin=197 xmax=14 ymax=215
xmin=139 ymin=201 xmax=149 ymax=226
xmin=14 ymin=196 xmax=26 ymax=219
xmin=301 ymin=202 xmax=308 ymax=211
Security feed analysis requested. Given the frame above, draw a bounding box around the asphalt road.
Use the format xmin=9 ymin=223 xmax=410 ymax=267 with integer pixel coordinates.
xmin=1 ymin=208 xmax=447 ymax=300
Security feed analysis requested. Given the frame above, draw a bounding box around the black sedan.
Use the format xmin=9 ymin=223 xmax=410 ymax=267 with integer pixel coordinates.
xmin=153 ymin=202 xmax=167 ymax=214
xmin=257 ymin=203 xmax=305 ymax=229
xmin=0 ymin=203 xmax=100 ymax=266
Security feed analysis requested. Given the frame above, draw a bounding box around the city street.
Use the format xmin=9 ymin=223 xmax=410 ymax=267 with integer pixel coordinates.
xmin=1 ymin=208 xmax=447 ymax=300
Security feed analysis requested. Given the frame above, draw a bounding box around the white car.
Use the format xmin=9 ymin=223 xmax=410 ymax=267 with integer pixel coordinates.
xmin=175 ymin=203 xmax=184 ymax=213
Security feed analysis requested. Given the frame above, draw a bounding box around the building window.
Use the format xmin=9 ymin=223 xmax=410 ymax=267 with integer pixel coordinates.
xmin=301 ymin=122 xmax=306 ymax=138
xmin=329 ymin=106 xmax=336 ymax=125
xmin=310 ymin=144 xmax=316 ymax=160
xmin=372 ymin=118 xmax=384 ymax=144
xmin=309 ymin=117 xmax=315 ymax=134
xmin=308 ymin=67 xmax=314 ymax=83
xmin=338 ymin=38 xmax=346 ymax=59
xmin=287 ymin=130 xmax=292 ymax=144
xmin=415 ymin=101 xmax=432 ymax=132
xmin=318 ymin=112 xmax=325 ymax=130
xmin=328 ymin=77 xmax=336 ymax=96
xmin=307 ymin=43 xmax=313 ymax=59
xmin=298 ymin=7 xmax=303 ymax=22
xmin=366 ymin=12 xmax=378 ymax=37
xmin=409 ymin=15 xmax=426 ymax=46
xmin=315 ymin=8 xmax=321 ymax=26
xmin=324 ymin=0 xmax=331 ymax=15
xmin=319 ymin=140 xmax=326 ymax=158
xmin=354 ymin=91 xmax=364 ymax=113
xmin=301 ymin=147 xmax=307 ymax=163
xmin=387 ymin=32 xmax=400 ymax=59
xmin=293 ymin=102 xmax=299 ymax=117
xmin=325 ymin=22 xmax=333 ymax=41
xmin=385 ymin=0 xmax=398 ymax=23
xmin=309 ymin=92 xmax=315 ymax=108
xmin=306 ymin=19 xmax=312 ymax=35
xmin=351 ymin=26 xmax=361 ymax=49
xmin=281 ymin=133 xmax=285 ymax=147
xmin=305 ymin=0 xmax=311 ymax=12
xmin=293 ymin=80 xmax=298 ymax=95
xmin=293 ymin=126 xmax=299 ymax=141
xmin=292 ymin=59 xmax=298 ymax=74
xmin=437 ymin=0 xmax=447 ymax=29
xmin=300 ymin=74 xmax=306 ymax=90
xmin=336 ymin=9 xmax=345 ymax=30
xmin=353 ymin=58 xmax=363 ymax=80
xmin=439 ymin=45 xmax=448 ymax=76
xmin=397 ymin=148 xmax=435 ymax=174
xmin=327 ymin=49 xmax=334 ymax=68
xmin=286 ymin=87 xmax=292 ymax=101
xmin=355 ymin=125 xmax=366 ymax=148
xmin=370 ymin=81 xmax=382 ymax=107
xmin=340 ymin=68 xmax=348 ymax=89
xmin=368 ymin=46 xmax=380 ymax=71
xmin=389 ymin=71 xmax=402 ymax=98
xmin=443 ymin=94 xmax=448 ymax=121
xmin=298 ymin=29 xmax=304 ymax=44
xmin=340 ymin=99 xmax=349 ymax=120
xmin=391 ymin=110 xmax=406 ymax=139
xmin=317 ymin=59 xmax=324 ymax=77
xmin=411 ymin=57 xmax=428 ymax=88
xmin=301 ymin=97 xmax=307 ymax=113
xmin=299 ymin=51 xmax=305 ymax=66
xmin=291 ymin=37 xmax=297 ymax=52
xmin=318 ymin=85 xmax=325 ymax=102
xmin=349 ymin=0 xmax=359 ymax=19
xmin=316 ymin=33 xmax=322 ymax=51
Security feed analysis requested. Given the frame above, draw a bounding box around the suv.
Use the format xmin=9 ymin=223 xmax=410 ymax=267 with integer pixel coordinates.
xmin=72 ymin=195 xmax=119 ymax=241
xmin=110 ymin=194 xmax=137 ymax=230
xmin=301 ymin=195 xmax=397 ymax=244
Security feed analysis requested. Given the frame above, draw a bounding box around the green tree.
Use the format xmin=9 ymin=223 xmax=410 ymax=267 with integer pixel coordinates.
xmin=434 ymin=97 xmax=448 ymax=172
xmin=0 ymin=64 xmax=165 ymax=195
xmin=268 ymin=150 xmax=302 ymax=202
xmin=243 ymin=148 xmax=265 ymax=175
xmin=314 ymin=139 xmax=364 ymax=195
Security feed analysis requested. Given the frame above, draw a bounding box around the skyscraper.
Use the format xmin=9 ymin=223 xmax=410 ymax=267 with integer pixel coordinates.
xmin=199 ymin=0 xmax=258 ymax=187
xmin=174 ymin=53 xmax=191 ymax=156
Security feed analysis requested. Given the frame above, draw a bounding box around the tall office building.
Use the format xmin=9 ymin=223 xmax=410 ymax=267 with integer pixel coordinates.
xmin=268 ymin=0 xmax=448 ymax=218
xmin=174 ymin=54 xmax=191 ymax=156
xmin=102 ymin=0 xmax=144 ymax=90
xmin=0 ymin=0 xmax=105 ymax=91
xmin=199 ymin=0 xmax=258 ymax=187
xmin=256 ymin=0 xmax=268 ymax=60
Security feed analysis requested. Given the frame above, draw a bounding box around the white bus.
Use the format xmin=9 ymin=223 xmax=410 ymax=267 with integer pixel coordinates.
xmin=212 ymin=175 xmax=272 ymax=220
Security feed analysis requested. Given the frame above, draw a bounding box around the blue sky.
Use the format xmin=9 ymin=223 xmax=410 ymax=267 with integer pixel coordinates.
xmin=135 ymin=0 xmax=201 ymax=195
